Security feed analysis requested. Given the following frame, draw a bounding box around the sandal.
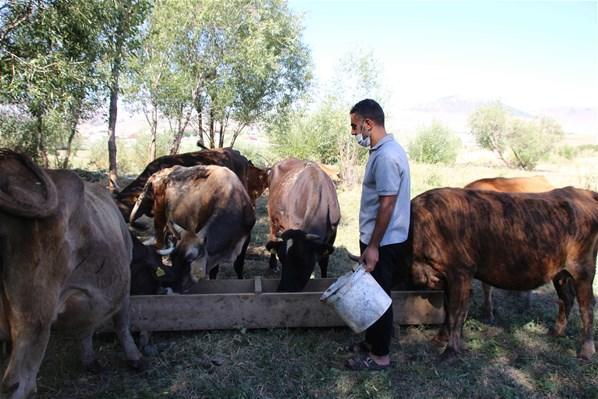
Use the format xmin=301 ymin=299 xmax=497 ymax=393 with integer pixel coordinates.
xmin=345 ymin=354 xmax=391 ymax=371
xmin=343 ymin=341 xmax=371 ymax=354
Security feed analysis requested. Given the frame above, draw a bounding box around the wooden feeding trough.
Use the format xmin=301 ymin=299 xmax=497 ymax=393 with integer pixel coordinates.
xmin=126 ymin=277 xmax=445 ymax=332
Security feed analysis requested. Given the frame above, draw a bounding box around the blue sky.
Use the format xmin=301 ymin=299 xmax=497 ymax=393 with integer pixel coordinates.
xmin=288 ymin=0 xmax=598 ymax=110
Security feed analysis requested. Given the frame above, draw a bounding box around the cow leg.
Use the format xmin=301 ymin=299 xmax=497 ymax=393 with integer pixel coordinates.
xmin=480 ymin=283 xmax=495 ymax=324
xmin=269 ymin=252 xmax=278 ymax=273
xmin=233 ymin=234 xmax=251 ymax=279
xmin=571 ymin=272 xmax=595 ymax=360
xmin=552 ymin=271 xmax=575 ymax=336
xmin=1 ymin=323 xmax=51 ymax=399
xmin=319 ymin=255 xmax=329 ymax=278
xmin=209 ymin=266 xmax=219 ymax=280
xmin=112 ymin=296 xmax=146 ymax=370
xmin=441 ymin=273 xmax=472 ymax=361
xmin=80 ymin=333 xmax=103 ymax=372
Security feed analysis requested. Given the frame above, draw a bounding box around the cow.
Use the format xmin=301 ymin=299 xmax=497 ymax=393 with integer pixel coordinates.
xmin=464 ymin=176 xmax=555 ymax=322
xmin=130 ymin=165 xmax=255 ymax=284
xmin=265 ymin=159 xmax=341 ymax=292
xmin=0 ymin=149 xmax=144 ymax=399
xmin=130 ymin=232 xmax=183 ymax=295
xmin=406 ymin=187 xmax=597 ymax=360
xmin=115 ymin=148 xmax=268 ymax=222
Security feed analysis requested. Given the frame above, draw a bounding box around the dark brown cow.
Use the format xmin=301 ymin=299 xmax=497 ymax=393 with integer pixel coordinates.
xmin=131 ymin=165 xmax=255 ymax=284
xmin=0 ymin=149 xmax=144 ymax=399
xmin=407 ymin=187 xmax=597 ymax=360
xmin=266 ymin=159 xmax=341 ymax=292
xmin=115 ymin=148 xmax=268 ymax=221
xmin=464 ymin=176 xmax=555 ymax=322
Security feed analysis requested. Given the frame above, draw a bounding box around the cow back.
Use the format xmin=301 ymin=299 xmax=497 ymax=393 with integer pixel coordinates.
xmin=268 ymin=159 xmax=340 ymax=240
xmin=116 ymin=148 xmax=250 ymax=219
xmin=410 ymin=187 xmax=598 ymax=290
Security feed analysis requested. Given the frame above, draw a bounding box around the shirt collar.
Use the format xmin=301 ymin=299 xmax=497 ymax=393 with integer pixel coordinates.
xmin=370 ymin=134 xmax=393 ymax=151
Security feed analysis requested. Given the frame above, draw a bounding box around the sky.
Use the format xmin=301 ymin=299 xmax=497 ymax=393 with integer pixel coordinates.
xmin=288 ymin=0 xmax=598 ymax=111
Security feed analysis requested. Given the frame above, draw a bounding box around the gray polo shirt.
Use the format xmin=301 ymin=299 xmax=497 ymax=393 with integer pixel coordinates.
xmin=359 ymin=134 xmax=411 ymax=246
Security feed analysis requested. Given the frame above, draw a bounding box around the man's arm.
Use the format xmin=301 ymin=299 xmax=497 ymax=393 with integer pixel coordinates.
xmin=361 ymin=194 xmax=397 ymax=272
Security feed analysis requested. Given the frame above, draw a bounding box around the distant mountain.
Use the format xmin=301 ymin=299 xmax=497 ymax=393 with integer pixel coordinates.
xmin=400 ymin=95 xmax=596 ymax=137
xmin=410 ymin=95 xmax=532 ymax=118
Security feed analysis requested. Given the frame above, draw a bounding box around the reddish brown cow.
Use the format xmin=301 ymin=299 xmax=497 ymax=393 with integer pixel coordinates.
xmin=266 ymin=159 xmax=341 ymax=292
xmin=464 ymin=176 xmax=555 ymax=322
xmin=408 ymin=187 xmax=597 ymax=360
xmin=115 ymin=148 xmax=268 ymax=221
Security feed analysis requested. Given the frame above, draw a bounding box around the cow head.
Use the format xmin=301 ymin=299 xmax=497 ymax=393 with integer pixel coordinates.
xmin=266 ymin=229 xmax=334 ymax=292
xmin=247 ymin=163 xmax=269 ymax=203
xmin=161 ymin=222 xmax=209 ymax=285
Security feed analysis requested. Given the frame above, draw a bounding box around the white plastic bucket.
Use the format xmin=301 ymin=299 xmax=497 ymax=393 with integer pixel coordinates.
xmin=320 ymin=264 xmax=392 ymax=333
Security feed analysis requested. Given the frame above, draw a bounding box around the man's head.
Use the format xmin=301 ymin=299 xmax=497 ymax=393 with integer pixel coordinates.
xmin=350 ymin=99 xmax=385 ymax=147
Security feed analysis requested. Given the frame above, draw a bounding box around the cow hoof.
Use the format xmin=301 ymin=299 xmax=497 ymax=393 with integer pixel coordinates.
xmin=127 ymin=357 xmax=150 ymax=372
xmin=142 ymin=344 xmax=159 ymax=357
xmin=577 ymin=342 xmax=596 ymax=360
xmin=431 ymin=333 xmax=448 ymax=347
xmin=84 ymin=359 xmax=105 ymax=374
xmin=439 ymin=348 xmax=459 ymax=363
xmin=549 ymin=326 xmax=566 ymax=337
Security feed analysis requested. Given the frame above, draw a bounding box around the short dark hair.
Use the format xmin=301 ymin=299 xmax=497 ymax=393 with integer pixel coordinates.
xmin=350 ymin=99 xmax=385 ymax=126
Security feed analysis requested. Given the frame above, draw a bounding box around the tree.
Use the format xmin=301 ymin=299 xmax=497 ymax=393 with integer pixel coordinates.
xmin=408 ymin=121 xmax=461 ymax=164
xmin=1 ymin=1 xmax=106 ymax=167
xmin=102 ymin=0 xmax=150 ymax=188
xmin=469 ymin=102 xmax=564 ymax=170
xmin=267 ymin=50 xmax=387 ymax=186
xmin=126 ymin=0 xmax=311 ymax=157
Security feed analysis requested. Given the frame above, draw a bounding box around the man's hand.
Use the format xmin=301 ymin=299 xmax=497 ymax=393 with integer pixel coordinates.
xmin=360 ymin=245 xmax=379 ymax=273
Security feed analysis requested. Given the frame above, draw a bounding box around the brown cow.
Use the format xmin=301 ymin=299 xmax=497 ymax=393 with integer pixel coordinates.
xmin=115 ymin=148 xmax=268 ymax=221
xmin=0 ymin=149 xmax=144 ymax=399
xmin=464 ymin=176 xmax=554 ymax=322
xmin=266 ymin=159 xmax=341 ymax=292
xmin=131 ymin=165 xmax=255 ymax=284
xmin=408 ymin=187 xmax=597 ymax=360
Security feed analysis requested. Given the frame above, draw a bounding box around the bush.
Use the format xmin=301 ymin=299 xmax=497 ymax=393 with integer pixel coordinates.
xmin=408 ymin=121 xmax=461 ymax=164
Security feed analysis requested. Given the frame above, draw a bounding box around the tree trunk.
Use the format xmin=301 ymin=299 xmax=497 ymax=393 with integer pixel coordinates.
xmin=62 ymin=101 xmax=81 ymax=169
xmin=36 ymin=114 xmax=49 ymax=167
xmin=149 ymin=103 xmax=158 ymax=161
xmin=230 ymin=123 xmax=247 ymax=148
xmin=218 ymin=121 xmax=224 ymax=148
xmin=107 ymin=32 xmax=124 ymax=191
xmin=197 ymin=109 xmax=204 ymax=147
xmin=208 ymin=109 xmax=215 ymax=148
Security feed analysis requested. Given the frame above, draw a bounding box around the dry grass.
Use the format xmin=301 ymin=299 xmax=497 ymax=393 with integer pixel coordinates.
xmin=3 ymin=153 xmax=598 ymax=398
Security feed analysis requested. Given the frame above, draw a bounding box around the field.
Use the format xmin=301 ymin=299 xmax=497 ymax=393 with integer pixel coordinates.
xmin=4 ymin=146 xmax=598 ymax=399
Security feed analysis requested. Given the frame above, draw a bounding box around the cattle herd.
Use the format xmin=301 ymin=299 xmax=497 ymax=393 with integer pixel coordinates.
xmin=0 ymin=147 xmax=596 ymax=398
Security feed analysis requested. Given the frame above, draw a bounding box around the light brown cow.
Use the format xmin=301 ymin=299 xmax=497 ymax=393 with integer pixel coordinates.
xmin=0 ymin=149 xmax=144 ymax=399
xmin=131 ymin=165 xmax=255 ymax=284
xmin=464 ymin=176 xmax=554 ymax=322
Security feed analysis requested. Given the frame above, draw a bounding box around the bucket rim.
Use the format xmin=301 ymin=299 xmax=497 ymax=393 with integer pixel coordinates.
xmin=320 ymin=264 xmax=365 ymax=302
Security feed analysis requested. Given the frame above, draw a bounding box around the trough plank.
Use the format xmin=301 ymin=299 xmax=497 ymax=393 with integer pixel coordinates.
xmin=125 ymin=278 xmax=444 ymax=332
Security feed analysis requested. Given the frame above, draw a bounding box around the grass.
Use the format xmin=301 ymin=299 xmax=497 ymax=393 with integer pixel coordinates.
xmin=3 ymin=153 xmax=598 ymax=398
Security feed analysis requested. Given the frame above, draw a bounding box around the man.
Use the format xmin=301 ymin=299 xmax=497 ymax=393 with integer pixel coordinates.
xmin=345 ymin=99 xmax=411 ymax=370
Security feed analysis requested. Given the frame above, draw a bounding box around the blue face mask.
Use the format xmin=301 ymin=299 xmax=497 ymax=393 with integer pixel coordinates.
xmin=355 ymin=133 xmax=370 ymax=147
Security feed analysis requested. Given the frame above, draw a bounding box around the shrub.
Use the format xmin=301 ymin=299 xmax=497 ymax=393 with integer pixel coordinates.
xmin=408 ymin=121 xmax=461 ymax=164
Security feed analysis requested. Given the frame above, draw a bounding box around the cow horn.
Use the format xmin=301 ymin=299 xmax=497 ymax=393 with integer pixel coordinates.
xmin=0 ymin=149 xmax=58 ymax=218
xmin=171 ymin=222 xmax=186 ymax=236
xmin=156 ymin=245 xmax=175 ymax=256
xmin=305 ymin=233 xmax=320 ymax=241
